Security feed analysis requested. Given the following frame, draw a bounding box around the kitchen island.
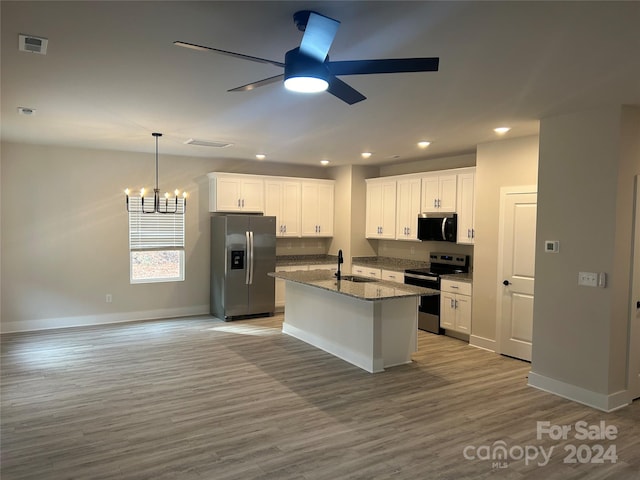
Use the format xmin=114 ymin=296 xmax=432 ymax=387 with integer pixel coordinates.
xmin=268 ymin=270 xmax=438 ymax=373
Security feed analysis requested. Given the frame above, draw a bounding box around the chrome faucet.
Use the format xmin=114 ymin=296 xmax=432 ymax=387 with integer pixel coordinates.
xmin=335 ymin=249 xmax=344 ymax=280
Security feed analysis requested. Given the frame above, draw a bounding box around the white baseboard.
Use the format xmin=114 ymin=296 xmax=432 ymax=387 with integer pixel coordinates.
xmin=469 ymin=334 xmax=496 ymax=352
xmin=528 ymin=371 xmax=630 ymax=412
xmin=0 ymin=305 xmax=210 ymax=334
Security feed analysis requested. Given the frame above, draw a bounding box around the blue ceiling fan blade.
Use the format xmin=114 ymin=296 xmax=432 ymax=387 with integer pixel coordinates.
xmin=299 ymin=12 xmax=340 ymax=62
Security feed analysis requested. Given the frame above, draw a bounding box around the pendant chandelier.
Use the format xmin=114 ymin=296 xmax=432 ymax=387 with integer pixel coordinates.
xmin=125 ymin=133 xmax=187 ymax=214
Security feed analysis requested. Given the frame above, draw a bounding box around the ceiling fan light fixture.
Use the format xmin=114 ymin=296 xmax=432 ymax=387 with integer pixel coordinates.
xmin=284 ymin=48 xmax=329 ymax=93
xmin=284 ymin=76 xmax=328 ymax=93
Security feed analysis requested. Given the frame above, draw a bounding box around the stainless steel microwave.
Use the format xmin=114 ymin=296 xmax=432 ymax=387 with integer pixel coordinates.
xmin=417 ymin=213 xmax=457 ymax=242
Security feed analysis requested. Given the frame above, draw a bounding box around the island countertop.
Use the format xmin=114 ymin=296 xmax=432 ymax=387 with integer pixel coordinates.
xmin=269 ymin=270 xmax=438 ymax=301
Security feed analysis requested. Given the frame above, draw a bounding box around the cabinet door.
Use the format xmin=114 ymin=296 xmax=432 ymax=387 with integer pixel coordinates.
xmin=240 ymin=177 xmax=264 ymax=212
xmin=281 ymin=181 xmax=301 ymax=237
xmin=421 ymin=176 xmax=440 ymax=212
xmin=438 ymin=174 xmax=457 ymax=212
xmin=379 ymin=182 xmax=396 ymax=239
xmin=274 ymin=266 xmax=289 ymax=308
xmin=456 ymin=172 xmax=475 ymax=244
xmin=214 ymin=176 xmax=243 ymax=211
xmin=366 ymin=180 xmax=396 ymax=238
xmin=454 ymin=294 xmax=471 ymax=333
xmin=316 ymin=182 xmax=334 ymax=236
xmin=396 ymin=178 xmax=421 ymax=240
xmin=301 ymin=183 xmax=320 ymax=236
xmin=264 ymin=181 xmax=283 ymax=233
xmin=366 ymin=182 xmax=383 ymax=238
xmin=440 ymin=292 xmax=456 ymax=330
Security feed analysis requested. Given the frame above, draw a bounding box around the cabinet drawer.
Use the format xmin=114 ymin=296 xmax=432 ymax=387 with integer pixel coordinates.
xmin=381 ymin=269 xmax=403 ymax=283
xmin=441 ymin=279 xmax=472 ymax=296
xmin=352 ymin=265 xmax=381 ymax=279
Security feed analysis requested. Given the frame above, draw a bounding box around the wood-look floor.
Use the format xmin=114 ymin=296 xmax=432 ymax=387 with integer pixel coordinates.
xmin=1 ymin=315 xmax=639 ymax=480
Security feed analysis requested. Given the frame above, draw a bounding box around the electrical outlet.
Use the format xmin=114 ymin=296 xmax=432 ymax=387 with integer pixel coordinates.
xmin=105 ymin=294 xmax=112 ymax=303
xmin=578 ymin=272 xmax=598 ymax=287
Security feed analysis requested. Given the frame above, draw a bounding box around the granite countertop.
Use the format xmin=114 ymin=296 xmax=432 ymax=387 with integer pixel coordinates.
xmin=440 ymin=272 xmax=473 ymax=283
xmin=276 ymin=254 xmax=337 ymax=267
xmin=351 ymin=256 xmax=430 ymax=272
xmin=269 ymin=270 xmax=439 ymax=301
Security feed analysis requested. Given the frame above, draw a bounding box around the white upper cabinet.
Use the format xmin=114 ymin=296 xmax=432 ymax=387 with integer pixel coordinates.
xmin=365 ymin=179 xmax=396 ymax=239
xmin=265 ymin=179 xmax=301 ymax=237
xmin=421 ymin=173 xmax=457 ymax=212
xmin=395 ymin=177 xmax=421 ymax=241
xmin=208 ymin=173 xmax=264 ymax=213
xmin=301 ymin=180 xmax=334 ymax=237
xmin=456 ymin=170 xmax=476 ymax=244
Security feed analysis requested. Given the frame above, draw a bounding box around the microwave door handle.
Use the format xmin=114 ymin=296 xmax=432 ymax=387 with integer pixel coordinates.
xmin=441 ymin=217 xmax=447 ymax=240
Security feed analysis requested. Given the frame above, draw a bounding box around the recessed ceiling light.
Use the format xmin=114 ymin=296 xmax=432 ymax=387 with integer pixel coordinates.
xmin=417 ymin=141 xmax=431 ymax=149
xmin=320 ymin=160 xmax=330 ymax=166
xmin=361 ymin=152 xmax=372 ymax=159
xmin=494 ymin=127 xmax=511 ymax=134
xmin=255 ymin=154 xmax=266 ymax=160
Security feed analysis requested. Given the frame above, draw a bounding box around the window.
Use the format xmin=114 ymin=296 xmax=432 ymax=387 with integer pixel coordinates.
xmin=128 ymin=197 xmax=185 ymax=283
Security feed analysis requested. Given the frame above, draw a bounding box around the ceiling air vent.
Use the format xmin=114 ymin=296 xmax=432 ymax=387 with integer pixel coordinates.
xmin=19 ymin=34 xmax=48 ymax=55
xmin=184 ymin=139 xmax=233 ymax=148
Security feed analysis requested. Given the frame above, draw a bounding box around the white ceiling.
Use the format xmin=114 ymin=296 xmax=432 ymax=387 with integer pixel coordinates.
xmin=2 ymin=1 xmax=639 ymax=167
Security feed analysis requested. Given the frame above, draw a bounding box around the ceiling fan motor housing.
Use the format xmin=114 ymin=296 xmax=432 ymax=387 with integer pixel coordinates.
xmin=284 ymin=48 xmax=329 ymax=84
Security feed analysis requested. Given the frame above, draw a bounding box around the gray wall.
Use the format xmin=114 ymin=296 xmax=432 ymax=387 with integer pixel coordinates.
xmin=531 ymin=106 xmax=640 ymax=404
xmin=0 ymin=142 xmax=331 ymax=332
xmin=471 ymin=136 xmax=539 ymax=345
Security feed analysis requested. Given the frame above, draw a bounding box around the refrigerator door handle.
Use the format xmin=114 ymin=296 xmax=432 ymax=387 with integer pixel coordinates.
xmin=249 ymin=230 xmax=255 ymax=285
xmin=245 ymin=231 xmax=251 ymax=285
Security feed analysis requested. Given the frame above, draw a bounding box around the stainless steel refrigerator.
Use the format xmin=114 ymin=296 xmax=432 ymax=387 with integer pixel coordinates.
xmin=210 ymin=215 xmax=276 ymax=320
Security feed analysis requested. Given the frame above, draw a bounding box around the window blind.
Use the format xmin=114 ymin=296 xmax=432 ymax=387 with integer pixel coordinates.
xmin=128 ymin=196 xmax=185 ymax=250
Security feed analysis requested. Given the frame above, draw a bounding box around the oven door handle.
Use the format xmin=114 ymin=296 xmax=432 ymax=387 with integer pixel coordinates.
xmin=404 ymin=273 xmax=439 ymax=282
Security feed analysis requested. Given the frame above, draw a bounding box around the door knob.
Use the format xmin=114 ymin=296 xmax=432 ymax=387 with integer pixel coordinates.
xmin=503 ymin=280 xmax=511 ymax=286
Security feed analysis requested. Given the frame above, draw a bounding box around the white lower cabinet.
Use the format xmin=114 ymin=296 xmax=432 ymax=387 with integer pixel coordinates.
xmin=440 ymin=279 xmax=472 ymax=334
xmin=275 ymin=265 xmax=309 ymax=309
xmin=352 ymin=265 xmax=382 ymax=279
xmin=381 ymin=269 xmax=403 ymax=283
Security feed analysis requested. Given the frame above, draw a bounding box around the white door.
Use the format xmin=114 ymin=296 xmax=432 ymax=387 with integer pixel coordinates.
xmin=630 ymin=175 xmax=640 ymax=400
xmin=498 ymin=188 xmax=537 ymax=361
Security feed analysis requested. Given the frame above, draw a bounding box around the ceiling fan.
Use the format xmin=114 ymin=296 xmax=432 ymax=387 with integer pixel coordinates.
xmin=174 ymin=10 xmax=439 ymax=105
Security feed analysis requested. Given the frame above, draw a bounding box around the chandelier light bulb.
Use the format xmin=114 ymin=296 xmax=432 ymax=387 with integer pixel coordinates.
xmin=124 ymin=133 xmax=185 ymax=215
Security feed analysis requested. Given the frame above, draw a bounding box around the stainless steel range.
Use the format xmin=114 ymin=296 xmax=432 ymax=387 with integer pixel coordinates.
xmin=404 ymin=252 xmax=470 ymax=334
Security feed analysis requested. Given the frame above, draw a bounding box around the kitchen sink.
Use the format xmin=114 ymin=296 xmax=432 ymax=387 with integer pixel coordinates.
xmin=338 ymin=275 xmax=379 ymax=283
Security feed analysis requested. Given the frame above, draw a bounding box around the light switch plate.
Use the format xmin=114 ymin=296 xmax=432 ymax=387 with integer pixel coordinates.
xmin=578 ymin=272 xmax=598 ymax=287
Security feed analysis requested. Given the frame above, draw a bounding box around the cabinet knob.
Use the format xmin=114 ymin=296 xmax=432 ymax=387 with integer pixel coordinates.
xmin=503 ymin=280 xmax=511 ymax=286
